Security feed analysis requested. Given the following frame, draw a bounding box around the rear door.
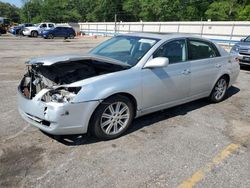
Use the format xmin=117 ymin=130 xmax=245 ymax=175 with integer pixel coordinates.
xmin=52 ymin=27 xmax=60 ymax=37
xmin=141 ymin=39 xmax=191 ymax=111
xmin=187 ymin=39 xmax=222 ymax=97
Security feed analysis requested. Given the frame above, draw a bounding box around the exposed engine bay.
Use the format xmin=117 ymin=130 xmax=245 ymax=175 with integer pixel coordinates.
xmin=19 ymin=59 xmax=127 ymax=102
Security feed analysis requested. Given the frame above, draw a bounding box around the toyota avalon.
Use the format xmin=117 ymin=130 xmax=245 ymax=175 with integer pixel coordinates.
xmin=18 ymin=33 xmax=240 ymax=140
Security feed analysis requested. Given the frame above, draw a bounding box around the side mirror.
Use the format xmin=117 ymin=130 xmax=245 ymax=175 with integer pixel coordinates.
xmin=144 ymin=57 xmax=169 ymax=69
xmin=240 ymin=38 xmax=245 ymax=42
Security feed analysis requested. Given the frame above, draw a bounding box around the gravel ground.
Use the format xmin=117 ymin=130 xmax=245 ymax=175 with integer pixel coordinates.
xmin=0 ymin=35 xmax=249 ymax=188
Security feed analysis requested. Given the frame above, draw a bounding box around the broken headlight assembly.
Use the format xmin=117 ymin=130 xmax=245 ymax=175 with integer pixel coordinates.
xmin=43 ymin=87 xmax=81 ymax=103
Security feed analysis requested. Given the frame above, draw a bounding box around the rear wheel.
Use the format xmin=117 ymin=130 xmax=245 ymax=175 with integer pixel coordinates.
xmin=210 ymin=76 xmax=228 ymax=103
xmin=90 ymin=95 xmax=134 ymax=140
xmin=69 ymin=34 xmax=74 ymax=39
xmin=31 ymin=31 xmax=38 ymax=37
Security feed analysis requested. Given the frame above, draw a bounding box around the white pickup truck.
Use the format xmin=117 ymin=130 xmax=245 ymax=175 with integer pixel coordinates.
xmin=23 ymin=22 xmax=56 ymax=37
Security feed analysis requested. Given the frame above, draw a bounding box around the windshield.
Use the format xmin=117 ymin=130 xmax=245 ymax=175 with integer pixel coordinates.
xmin=90 ymin=36 xmax=159 ymax=66
xmin=245 ymin=36 xmax=250 ymax=42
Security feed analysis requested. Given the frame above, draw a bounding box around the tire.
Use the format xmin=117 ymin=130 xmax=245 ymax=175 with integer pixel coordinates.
xmin=48 ymin=34 xmax=54 ymax=39
xmin=16 ymin=29 xmax=21 ymax=35
xmin=210 ymin=76 xmax=229 ymax=103
xmin=31 ymin=31 xmax=38 ymax=37
xmin=69 ymin=34 xmax=74 ymax=39
xmin=90 ymin=95 xmax=135 ymax=140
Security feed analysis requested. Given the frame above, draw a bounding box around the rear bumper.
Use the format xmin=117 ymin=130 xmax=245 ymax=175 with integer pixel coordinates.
xmin=18 ymin=88 xmax=100 ymax=135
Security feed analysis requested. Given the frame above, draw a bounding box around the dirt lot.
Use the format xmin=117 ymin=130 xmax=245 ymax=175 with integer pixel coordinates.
xmin=0 ymin=35 xmax=249 ymax=188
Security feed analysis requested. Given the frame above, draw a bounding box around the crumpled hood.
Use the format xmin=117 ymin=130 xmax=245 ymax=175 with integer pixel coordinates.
xmin=27 ymin=54 xmax=130 ymax=67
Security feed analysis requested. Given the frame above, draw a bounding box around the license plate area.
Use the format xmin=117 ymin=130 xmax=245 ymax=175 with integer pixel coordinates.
xmin=243 ymin=56 xmax=250 ymax=61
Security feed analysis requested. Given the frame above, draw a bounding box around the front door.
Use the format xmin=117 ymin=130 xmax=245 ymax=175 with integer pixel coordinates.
xmin=141 ymin=39 xmax=191 ymax=112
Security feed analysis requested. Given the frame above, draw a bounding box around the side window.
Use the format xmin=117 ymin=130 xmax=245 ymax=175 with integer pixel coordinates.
xmin=188 ymin=40 xmax=219 ymax=60
xmin=48 ymin=24 xmax=54 ymax=28
xmin=40 ymin=24 xmax=47 ymax=28
xmin=153 ymin=40 xmax=187 ymax=64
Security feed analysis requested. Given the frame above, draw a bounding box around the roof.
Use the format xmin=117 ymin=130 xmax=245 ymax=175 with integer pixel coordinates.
xmin=120 ymin=32 xmax=204 ymax=40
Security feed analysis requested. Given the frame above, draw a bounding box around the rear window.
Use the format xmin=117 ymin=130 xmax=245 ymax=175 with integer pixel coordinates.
xmin=188 ymin=39 xmax=220 ymax=60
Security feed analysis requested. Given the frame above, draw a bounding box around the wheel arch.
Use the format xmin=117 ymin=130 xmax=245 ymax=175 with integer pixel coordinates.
xmin=210 ymin=73 xmax=230 ymax=96
xmin=87 ymin=92 xmax=138 ymax=133
xmin=218 ymin=73 xmax=230 ymax=85
xmin=212 ymin=73 xmax=231 ymax=90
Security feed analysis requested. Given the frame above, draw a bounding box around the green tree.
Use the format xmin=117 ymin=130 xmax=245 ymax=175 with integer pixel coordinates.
xmin=205 ymin=0 xmax=240 ymax=21
xmin=19 ymin=0 xmax=250 ymax=23
xmin=0 ymin=2 xmax=20 ymax=22
xmin=41 ymin=0 xmax=81 ymax=22
xmin=21 ymin=0 xmax=43 ymax=23
xmin=123 ymin=0 xmax=142 ymax=21
xmin=238 ymin=4 xmax=250 ymax=20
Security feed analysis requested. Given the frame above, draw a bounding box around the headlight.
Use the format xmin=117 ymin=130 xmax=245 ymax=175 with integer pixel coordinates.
xmin=230 ymin=45 xmax=240 ymax=53
xmin=44 ymin=87 xmax=81 ymax=103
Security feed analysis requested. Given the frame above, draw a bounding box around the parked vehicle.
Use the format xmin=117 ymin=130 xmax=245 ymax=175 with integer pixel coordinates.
xmin=23 ymin=22 xmax=55 ymax=37
xmin=9 ymin=23 xmax=34 ymax=35
xmin=0 ymin=17 xmax=11 ymax=34
xmin=18 ymin=33 xmax=240 ymax=140
xmin=231 ymin=36 xmax=250 ymax=66
xmin=41 ymin=26 xmax=76 ymax=39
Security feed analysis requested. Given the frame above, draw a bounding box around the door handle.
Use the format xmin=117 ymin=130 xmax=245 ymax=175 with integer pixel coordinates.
xmin=215 ymin=64 xmax=222 ymax=68
xmin=182 ymin=69 xmax=191 ymax=75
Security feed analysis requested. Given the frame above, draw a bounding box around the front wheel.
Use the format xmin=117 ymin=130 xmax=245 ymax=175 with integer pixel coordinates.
xmin=210 ymin=77 xmax=228 ymax=103
xmin=48 ymin=34 xmax=54 ymax=39
xmin=90 ymin=95 xmax=134 ymax=140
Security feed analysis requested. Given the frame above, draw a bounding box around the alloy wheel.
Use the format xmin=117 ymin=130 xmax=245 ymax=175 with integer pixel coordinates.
xmin=100 ymin=102 xmax=130 ymax=135
xmin=214 ymin=78 xmax=227 ymax=101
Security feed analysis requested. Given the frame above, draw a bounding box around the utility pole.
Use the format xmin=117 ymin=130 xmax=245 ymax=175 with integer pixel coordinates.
xmin=114 ymin=14 xmax=117 ymax=35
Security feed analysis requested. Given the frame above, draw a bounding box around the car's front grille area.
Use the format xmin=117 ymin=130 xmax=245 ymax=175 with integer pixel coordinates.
xmin=25 ymin=113 xmax=51 ymax=127
xmin=239 ymin=59 xmax=250 ymax=64
xmin=239 ymin=52 xmax=250 ymax=56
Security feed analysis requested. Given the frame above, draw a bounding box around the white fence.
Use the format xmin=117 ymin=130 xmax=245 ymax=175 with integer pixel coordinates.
xmin=79 ymin=21 xmax=250 ymax=45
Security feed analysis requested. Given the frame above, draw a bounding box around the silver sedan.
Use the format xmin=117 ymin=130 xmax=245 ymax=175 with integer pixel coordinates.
xmin=18 ymin=33 xmax=240 ymax=140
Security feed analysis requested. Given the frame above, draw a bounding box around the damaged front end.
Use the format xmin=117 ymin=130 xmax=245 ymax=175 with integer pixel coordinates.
xmin=19 ymin=65 xmax=81 ymax=103
xmin=19 ymin=55 xmax=127 ymax=102
xmin=17 ymin=55 xmax=128 ymax=135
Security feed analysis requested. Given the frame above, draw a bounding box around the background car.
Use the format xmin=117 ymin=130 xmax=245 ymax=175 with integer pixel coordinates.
xmin=18 ymin=33 xmax=240 ymax=140
xmin=0 ymin=17 xmax=11 ymax=34
xmin=9 ymin=23 xmax=34 ymax=35
xmin=41 ymin=26 xmax=76 ymax=39
xmin=23 ymin=22 xmax=55 ymax=37
xmin=230 ymin=35 xmax=250 ymax=66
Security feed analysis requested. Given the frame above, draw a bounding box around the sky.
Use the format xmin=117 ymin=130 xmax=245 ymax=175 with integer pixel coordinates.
xmin=0 ymin=0 xmax=23 ymax=7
